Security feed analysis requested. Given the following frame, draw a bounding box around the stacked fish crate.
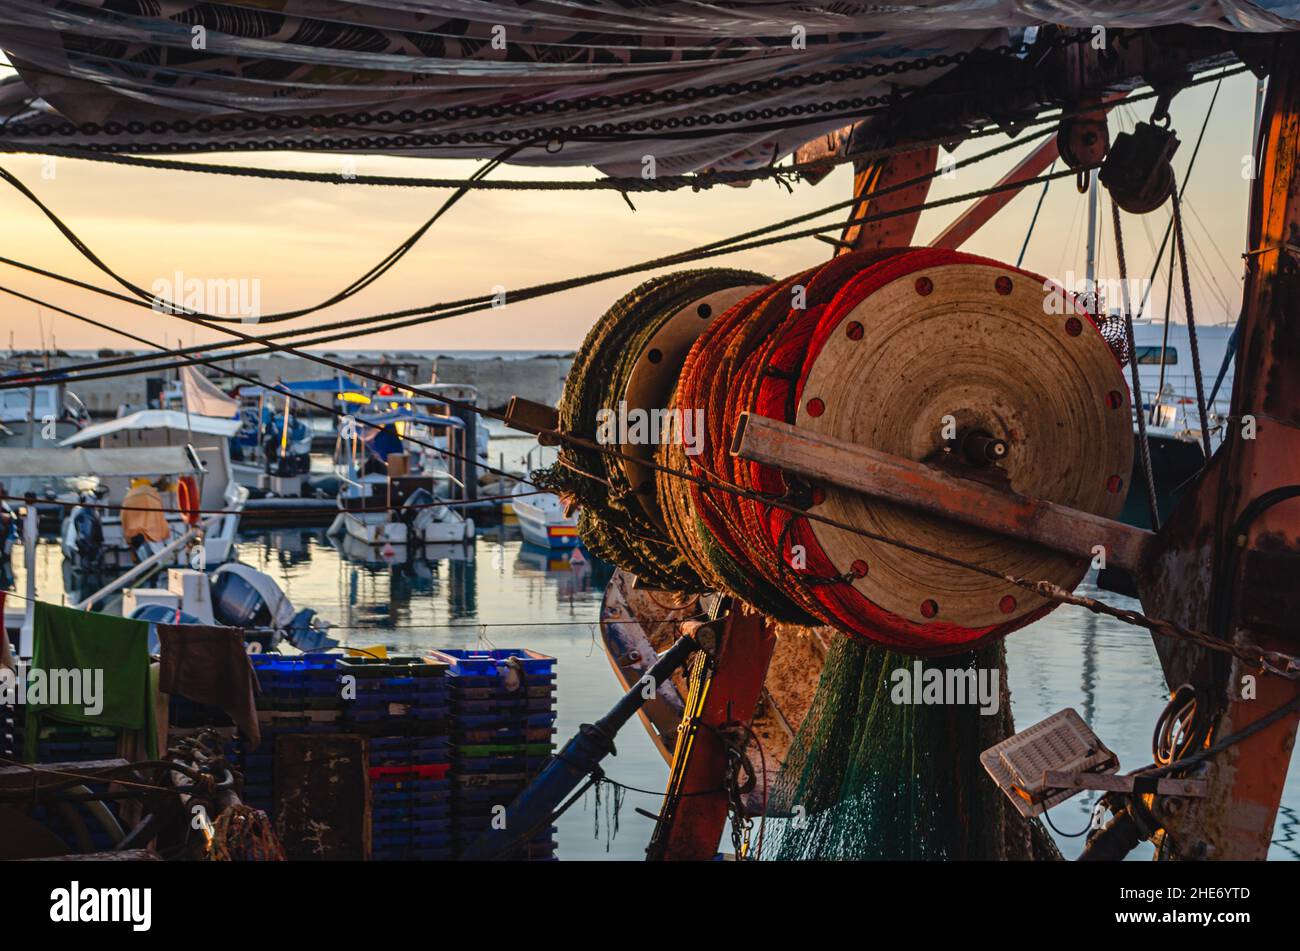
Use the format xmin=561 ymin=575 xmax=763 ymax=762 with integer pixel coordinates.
xmin=338 ymin=654 xmax=452 ymax=860
xmin=1 ymin=691 xmax=13 ymax=759
xmin=241 ymin=653 xmax=343 ymax=815
xmin=19 ymin=722 xmax=118 ymax=763
xmin=429 ymin=649 xmax=558 ymax=860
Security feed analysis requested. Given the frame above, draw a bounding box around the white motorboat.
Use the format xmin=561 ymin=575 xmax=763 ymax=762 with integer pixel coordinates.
xmin=0 ymin=379 xmax=90 ymax=452
xmin=510 ymin=481 xmax=580 ymax=550
xmin=327 ymin=410 xmax=473 ymax=548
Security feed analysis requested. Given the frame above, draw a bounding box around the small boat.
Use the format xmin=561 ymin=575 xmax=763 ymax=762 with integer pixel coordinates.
xmin=0 ymin=378 xmax=90 ymax=451
xmin=510 ymin=482 xmax=580 ymax=549
xmin=328 ymin=415 xmax=474 ymax=548
xmin=331 ymin=530 xmax=477 ymax=567
xmin=122 ymin=564 xmax=336 ymax=653
xmin=57 ymin=410 xmax=248 ymax=570
xmin=1116 ymin=320 xmax=1236 ymax=529
xmin=226 ymin=375 xmax=365 ymax=495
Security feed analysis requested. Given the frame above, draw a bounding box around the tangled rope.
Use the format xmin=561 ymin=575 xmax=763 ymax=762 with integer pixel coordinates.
xmin=208 ymin=804 xmax=286 ymax=862
xmin=543 ymin=268 xmax=769 ymax=590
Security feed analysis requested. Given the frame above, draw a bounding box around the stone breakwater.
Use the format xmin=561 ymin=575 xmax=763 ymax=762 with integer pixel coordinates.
xmin=28 ymin=351 xmax=574 ymax=415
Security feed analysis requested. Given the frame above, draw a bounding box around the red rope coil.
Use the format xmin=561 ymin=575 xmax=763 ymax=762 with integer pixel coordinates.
xmin=663 ymin=247 xmax=1124 ymax=656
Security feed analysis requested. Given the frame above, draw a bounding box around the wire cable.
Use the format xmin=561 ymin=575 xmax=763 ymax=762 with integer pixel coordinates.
xmin=0 ymin=126 xmax=1061 ymax=384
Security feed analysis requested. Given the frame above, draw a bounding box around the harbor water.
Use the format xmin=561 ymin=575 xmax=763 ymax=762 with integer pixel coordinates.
xmin=6 ymin=414 xmax=1296 ymax=859
xmin=12 ymin=531 xmax=1297 ymax=861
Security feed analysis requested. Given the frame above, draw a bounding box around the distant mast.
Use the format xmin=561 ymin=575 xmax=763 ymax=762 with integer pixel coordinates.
xmin=1084 ymin=168 xmax=1100 ymax=317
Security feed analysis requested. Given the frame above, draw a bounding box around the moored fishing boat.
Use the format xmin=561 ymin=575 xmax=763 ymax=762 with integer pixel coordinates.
xmin=510 ymin=482 xmax=580 ymax=550
xmin=56 ymin=410 xmax=247 ymax=570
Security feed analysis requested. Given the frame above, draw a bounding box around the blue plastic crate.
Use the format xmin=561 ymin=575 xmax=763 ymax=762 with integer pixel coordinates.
xmin=428 ymin=648 xmax=555 ymax=677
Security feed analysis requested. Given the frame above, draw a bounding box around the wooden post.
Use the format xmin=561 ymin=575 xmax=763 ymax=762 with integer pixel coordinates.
xmin=732 ymin=413 xmax=1153 ymax=572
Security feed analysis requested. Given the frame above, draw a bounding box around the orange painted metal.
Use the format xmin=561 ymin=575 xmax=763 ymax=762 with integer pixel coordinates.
xmin=930 ymin=137 xmax=1062 ymax=250
xmin=837 ymin=145 xmax=939 ymax=253
xmin=648 ymin=608 xmax=776 ymax=860
xmin=1135 ymin=46 xmax=1300 ymax=860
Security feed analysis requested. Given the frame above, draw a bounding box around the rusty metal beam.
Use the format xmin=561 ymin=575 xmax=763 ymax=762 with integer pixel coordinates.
xmin=1042 ymin=771 xmax=1207 ymax=798
xmin=838 ymin=145 xmax=939 ymax=253
xmin=732 ymin=412 xmax=1152 ymax=573
xmin=1135 ymin=41 xmax=1300 ymax=861
xmin=930 ymin=137 xmax=1063 ymax=250
xmin=647 ymin=608 xmax=776 ymax=860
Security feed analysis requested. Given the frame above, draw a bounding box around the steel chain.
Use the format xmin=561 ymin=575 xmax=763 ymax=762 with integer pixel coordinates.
xmin=0 ymin=30 xmax=1092 ymax=147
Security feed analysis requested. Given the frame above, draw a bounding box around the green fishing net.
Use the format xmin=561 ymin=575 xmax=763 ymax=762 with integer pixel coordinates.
xmin=766 ymin=636 xmax=1061 ymax=860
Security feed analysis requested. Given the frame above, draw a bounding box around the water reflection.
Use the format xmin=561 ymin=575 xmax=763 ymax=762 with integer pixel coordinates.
xmin=7 ymin=531 xmax=1296 ymax=860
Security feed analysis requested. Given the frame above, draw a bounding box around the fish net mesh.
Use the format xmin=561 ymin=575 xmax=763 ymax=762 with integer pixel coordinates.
xmin=765 ymin=635 xmax=1059 ymax=860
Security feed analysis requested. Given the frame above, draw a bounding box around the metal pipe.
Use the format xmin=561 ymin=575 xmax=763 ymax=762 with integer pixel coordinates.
xmin=462 ymin=631 xmax=703 ymax=860
xmin=73 ymin=519 xmax=209 ymax=611
xmin=22 ymin=493 xmax=36 ymax=643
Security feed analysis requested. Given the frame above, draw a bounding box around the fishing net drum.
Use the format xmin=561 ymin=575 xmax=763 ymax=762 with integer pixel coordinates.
xmin=554 ymin=249 xmax=1132 ymax=656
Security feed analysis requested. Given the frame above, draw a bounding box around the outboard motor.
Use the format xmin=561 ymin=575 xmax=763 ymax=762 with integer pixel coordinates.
xmin=285 ymin=607 xmax=339 ymax=652
xmin=70 ymin=499 xmax=104 ymax=566
xmin=211 ymin=568 xmax=275 ymax=628
xmin=404 ymin=486 xmax=443 ymax=541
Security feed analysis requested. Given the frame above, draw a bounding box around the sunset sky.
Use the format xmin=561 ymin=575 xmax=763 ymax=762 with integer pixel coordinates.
xmin=0 ymin=65 xmax=1260 ymax=356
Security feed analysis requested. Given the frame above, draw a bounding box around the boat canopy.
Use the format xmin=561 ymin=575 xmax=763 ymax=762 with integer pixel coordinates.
xmin=240 ymin=377 xmax=365 ymax=396
xmin=359 ymin=409 xmax=465 ymax=430
xmin=62 ymin=410 xmax=241 ymax=447
xmin=0 ymin=446 xmax=196 ymax=479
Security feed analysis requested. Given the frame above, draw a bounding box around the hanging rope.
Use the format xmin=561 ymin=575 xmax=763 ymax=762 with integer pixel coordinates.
xmin=1111 ymin=198 xmax=1163 ymax=530
xmin=1169 ymin=175 xmax=1215 ymax=459
xmin=0 ymin=147 xmax=521 ymax=324
xmin=0 ymin=126 xmax=1065 ymax=384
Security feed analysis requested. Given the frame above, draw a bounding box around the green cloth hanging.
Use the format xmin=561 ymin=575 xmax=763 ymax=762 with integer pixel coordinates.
xmin=23 ymin=602 xmax=156 ymax=762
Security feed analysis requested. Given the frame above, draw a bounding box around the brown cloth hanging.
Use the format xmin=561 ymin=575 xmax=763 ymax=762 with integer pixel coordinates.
xmin=156 ymin=623 xmax=261 ymax=749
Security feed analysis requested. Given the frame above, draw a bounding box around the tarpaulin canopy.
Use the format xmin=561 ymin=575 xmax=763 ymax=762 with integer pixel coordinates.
xmin=62 ymin=409 xmax=241 ymax=446
xmin=239 ymin=377 xmax=365 ymax=396
xmin=0 ymin=445 xmax=195 ymax=478
xmin=1 ymin=2 xmax=1296 ymax=173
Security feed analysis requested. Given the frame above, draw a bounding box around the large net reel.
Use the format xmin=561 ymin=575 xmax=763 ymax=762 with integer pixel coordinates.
xmin=554 ymin=249 xmax=1132 ymax=657
xmin=549 ymin=268 xmax=769 ymax=591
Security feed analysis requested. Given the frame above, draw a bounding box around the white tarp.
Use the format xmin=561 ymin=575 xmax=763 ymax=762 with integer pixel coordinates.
xmin=0 ymin=2 xmax=1295 ymax=173
xmin=62 ymin=409 xmax=241 ymax=447
xmin=181 ymin=365 xmax=239 ymax=420
xmin=0 ymin=446 xmax=195 ymax=478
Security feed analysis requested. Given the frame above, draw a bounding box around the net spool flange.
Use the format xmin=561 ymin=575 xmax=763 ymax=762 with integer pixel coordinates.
xmin=621 ymin=283 xmax=765 ymax=527
xmin=793 ymin=260 xmax=1133 ymax=631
